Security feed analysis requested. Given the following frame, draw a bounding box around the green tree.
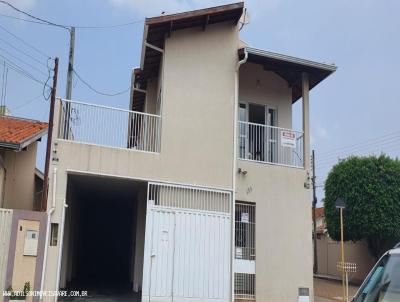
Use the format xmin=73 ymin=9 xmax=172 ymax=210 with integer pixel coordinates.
xmin=324 ymin=155 xmax=400 ymax=260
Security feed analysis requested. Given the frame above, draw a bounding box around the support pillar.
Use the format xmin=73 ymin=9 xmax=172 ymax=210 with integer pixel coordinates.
xmin=302 ymin=73 xmax=310 ymax=171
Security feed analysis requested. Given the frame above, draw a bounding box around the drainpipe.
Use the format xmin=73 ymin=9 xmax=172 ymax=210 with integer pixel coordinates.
xmin=40 ymin=167 xmax=57 ymax=301
xmin=231 ymin=47 xmax=248 ymax=302
xmin=55 ymin=199 xmax=68 ymax=302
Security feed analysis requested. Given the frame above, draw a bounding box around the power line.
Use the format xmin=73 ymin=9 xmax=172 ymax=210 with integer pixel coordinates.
xmin=316 ymin=130 xmax=400 ymax=160
xmin=0 ymin=2 xmax=144 ymax=30
xmin=316 ymin=137 xmax=400 ymax=166
xmin=10 ymin=94 xmax=43 ymax=111
xmin=0 ymin=0 xmax=69 ymax=30
xmin=1 ymin=61 xmax=7 ymax=107
xmin=73 ymin=69 xmax=130 ymax=97
xmin=0 ymin=23 xmax=50 ymax=58
xmin=0 ymin=36 xmax=47 ymax=67
xmin=0 ymin=57 xmax=50 ymax=88
xmin=0 ymin=46 xmax=48 ymax=77
xmin=0 ymin=12 xmax=48 ymax=25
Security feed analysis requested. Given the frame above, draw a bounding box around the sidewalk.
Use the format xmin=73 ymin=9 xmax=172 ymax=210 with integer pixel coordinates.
xmin=314 ymin=277 xmax=359 ymax=302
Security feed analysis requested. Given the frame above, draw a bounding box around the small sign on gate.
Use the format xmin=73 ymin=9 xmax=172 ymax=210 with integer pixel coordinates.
xmin=281 ymin=130 xmax=296 ymax=148
xmin=241 ymin=212 xmax=249 ymax=223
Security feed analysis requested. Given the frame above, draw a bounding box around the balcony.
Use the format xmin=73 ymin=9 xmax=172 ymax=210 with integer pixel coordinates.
xmin=238 ymin=121 xmax=304 ymax=168
xmin=58 ymin=99 xmax=161 ymax=153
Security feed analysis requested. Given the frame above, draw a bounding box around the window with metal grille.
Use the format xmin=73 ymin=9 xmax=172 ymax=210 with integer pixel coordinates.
xmin=235 ymin=273 xmax=255 ymax=300
xmin=235 ymin=202 xmax=256 ymax=300
xmin=235 ymin=202 xmax=255 ymax=260
xmin=147 ymin=182 xmax=231 ymax=213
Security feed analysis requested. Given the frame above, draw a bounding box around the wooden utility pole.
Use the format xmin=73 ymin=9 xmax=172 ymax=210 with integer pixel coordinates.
xmin=41 ymin=57 xmax=59 ymax=211
xmin=312 ymin=149 xmax=318 ymax=274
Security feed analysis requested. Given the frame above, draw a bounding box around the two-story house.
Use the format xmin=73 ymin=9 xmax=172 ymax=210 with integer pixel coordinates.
xmin=39 ymin=3 xmax=336 ymax=302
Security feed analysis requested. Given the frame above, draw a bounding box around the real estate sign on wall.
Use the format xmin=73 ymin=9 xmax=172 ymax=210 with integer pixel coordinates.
xmin=281 ymin=131 xmax=296 ymax=148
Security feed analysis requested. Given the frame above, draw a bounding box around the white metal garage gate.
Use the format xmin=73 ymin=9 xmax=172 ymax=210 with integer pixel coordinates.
xmin=142 ymin=182 xmax=232 ymax=302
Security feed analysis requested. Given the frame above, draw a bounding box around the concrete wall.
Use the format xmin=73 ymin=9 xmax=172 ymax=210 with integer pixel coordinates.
xmin=42 ymin=19 xmax=314 ymax=302
xmin=2 ymin=143 xmax=38 ymax=211
xmin=316 ymin=236 xmax=375 ymax=283
xmin=236 ymin=161 xmax=313 ymax=301
xmin=11 ymin=219 xmax=40 ymax=291
xmin=239 ymin=63 xmax=293 ymax=129
xmin=133 ymin=186 xmax=147 ymax=291
xmin=42 ymin=21 xmax=239 ymax=299
xmin=5 ymin=210 xmax=47 ymax=302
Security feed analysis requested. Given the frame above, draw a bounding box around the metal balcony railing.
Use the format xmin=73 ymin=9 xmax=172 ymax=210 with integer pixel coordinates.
xmin=58 ymin=99 xmax=161 ymax=153
xmin=238 ymin=121 xmax=304 ymax=168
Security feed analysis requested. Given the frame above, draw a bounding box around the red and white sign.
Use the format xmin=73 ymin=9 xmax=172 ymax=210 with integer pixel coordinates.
xmin=281 ymin=131 xmax=296 ymax=148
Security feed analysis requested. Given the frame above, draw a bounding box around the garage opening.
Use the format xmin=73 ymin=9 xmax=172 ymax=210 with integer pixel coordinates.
xmin=59 ymin=174 xmax=147 ymax=300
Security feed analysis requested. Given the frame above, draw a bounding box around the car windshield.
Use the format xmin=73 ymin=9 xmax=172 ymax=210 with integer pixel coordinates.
xmin=354 ymin=254 xmax=400 ymax=302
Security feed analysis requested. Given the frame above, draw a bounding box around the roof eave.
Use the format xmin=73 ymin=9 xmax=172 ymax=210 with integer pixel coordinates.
xmin=0 ymin=127 xmax=48 ymax=151
xmin=245 ymin=47 xmax=337 ymax=73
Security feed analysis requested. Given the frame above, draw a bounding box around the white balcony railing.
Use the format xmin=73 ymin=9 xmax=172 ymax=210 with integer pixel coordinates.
xmin=238 ymin=121 xmax=304 ymax=168
xmin=58 ymin=99 xmax=161 ymax=153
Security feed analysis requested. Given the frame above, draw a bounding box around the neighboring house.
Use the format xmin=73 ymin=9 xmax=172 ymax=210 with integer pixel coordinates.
xmin=313 ymin=207 xmax=375 ymax=283
xmin=38 ymin=3 xmax=336 ymax=302
xmin=0 ymin=115 xmax=48 ymax=211
xmin=314 ymin=207 xmax=326 ymax=238
xmin=0 ymin=115 xmax=48 ymax=302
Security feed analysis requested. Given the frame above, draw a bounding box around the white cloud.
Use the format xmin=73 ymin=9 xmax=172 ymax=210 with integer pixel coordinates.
xmin=0 ymin=0 xmax=37 ymax=11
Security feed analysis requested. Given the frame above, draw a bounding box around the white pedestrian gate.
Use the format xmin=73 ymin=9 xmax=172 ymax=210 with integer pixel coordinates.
xmin=142 ymin=183 xmax=232 ymax=302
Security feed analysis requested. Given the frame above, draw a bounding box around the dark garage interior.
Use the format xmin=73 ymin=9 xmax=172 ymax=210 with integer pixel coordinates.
xmin=59 ymin=174 xmax=147 ymax=300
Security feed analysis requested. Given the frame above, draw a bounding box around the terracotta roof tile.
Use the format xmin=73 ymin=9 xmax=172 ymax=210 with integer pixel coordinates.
xmin=0 ymin=116 xmax=48 ymax=148
xmin=314 ymin=207 xmax=325 ymax=219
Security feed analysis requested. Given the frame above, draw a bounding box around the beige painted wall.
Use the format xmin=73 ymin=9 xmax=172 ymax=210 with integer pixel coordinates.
xmin=316 ymin=236 xmax=375 ymax=283
xmin=239 ymin=63 xmax=293 ymax=129
xmin=42 ymin=19 xmax=314 ymax=302
xmin=236 ymin=161 xmax=313 ymax=301
xmin=43 ymin=21 xmax=239 ymax=298
xmin=11 ymin=219 xmax=40 ymax=292
xmin=2 ymin=143 xmax=38 ymax=211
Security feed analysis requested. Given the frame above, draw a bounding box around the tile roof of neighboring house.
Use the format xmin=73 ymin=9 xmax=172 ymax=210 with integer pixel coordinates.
xmin=0 ymin=116 xmax=48 ymax=151
xmin=314 ymin=207 xmax=325 ymax=219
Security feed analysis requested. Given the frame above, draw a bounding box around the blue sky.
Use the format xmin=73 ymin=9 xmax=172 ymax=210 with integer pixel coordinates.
xmin=1 ymin=0 xmax=400 ymax=203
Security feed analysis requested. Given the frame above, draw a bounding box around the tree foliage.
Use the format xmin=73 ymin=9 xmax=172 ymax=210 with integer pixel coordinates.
xmin=324 ymin=155 xmax=400 ymax=259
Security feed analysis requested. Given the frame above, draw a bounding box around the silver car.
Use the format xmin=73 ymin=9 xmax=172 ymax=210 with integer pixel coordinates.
xmin=352 ymin=243 xmax=400 ymax=302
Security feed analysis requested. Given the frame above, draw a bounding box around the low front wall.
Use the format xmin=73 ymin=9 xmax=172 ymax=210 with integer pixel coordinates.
xmin=316 ymin=235 xmax=375 ymax=283
xmin=4 ymin=210 xmax=47 ymax=302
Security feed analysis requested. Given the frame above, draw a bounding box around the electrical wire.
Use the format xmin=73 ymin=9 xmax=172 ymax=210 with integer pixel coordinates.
xmin=0 ymin=2 xmax=144 ymax=30
xmin=42 ymin=58 xmax=53 ymax=100
xmin=0 ymin=0 xmax=69 ymax=30
xmin=0 ymin=46 xmax=48 ymax=77
xmin=316 ymin=131 xmax=400 ymax=160
xmin=0 ymin=36 xmax=48 ymax=67
xmin=316 ymin=137 xmax=400 ymax=166
xmin=0 ymin=57 xmax=50 ymax=88
xmin=0 ymin=23 xmax=50 ymax=58
xmin=1 ymin=61 xmax=7 ymax=107
xmin=73 ymin=69 xmax=130 ymax=97
xmin=0 ymin=12 xmax=48 ymax=25
xmin=10 ymin=94 xmax=43 ymax=111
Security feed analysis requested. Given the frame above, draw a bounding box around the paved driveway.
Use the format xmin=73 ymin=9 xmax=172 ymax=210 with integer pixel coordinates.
xmin=314 ymin=277 xmax=359 ymax=302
